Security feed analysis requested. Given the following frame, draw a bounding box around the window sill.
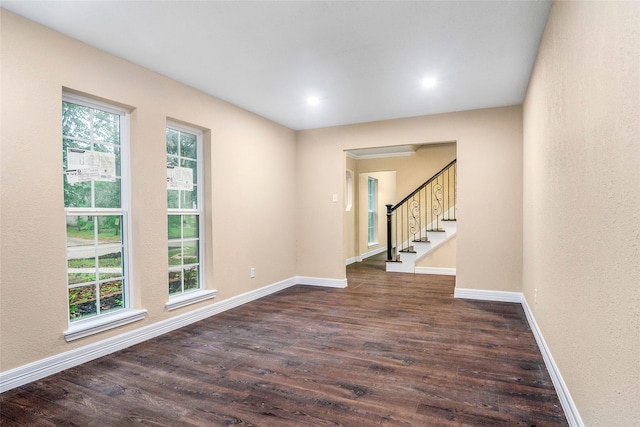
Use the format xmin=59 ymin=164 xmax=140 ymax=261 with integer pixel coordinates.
xmin=165 ymin=289 xmax=217 ymax=311
xmin=64 ymin=309 xmax=147 ymax=342
xmin=368 ymin=242 xmax=379 ymax=248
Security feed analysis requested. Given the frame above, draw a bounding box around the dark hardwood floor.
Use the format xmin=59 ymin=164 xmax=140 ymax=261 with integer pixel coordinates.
xmin=1 ymin=254 xmax=568 ymax=426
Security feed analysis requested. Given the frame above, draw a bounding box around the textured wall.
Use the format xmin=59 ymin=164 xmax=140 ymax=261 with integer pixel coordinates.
xmin=348 ymin=142 xmax=456 ymax=263
xmin=0 ymin=10 xmax=297 ymax=371
xmin=523 ymin=2 xmax=640 ymax=425
xmin=296 ymin=106 xmax=523 ymax=291
xmin=416 ymin=236 xmax=456 ymax=269
xmin=353 ymin=142 xmax=456 ymax=206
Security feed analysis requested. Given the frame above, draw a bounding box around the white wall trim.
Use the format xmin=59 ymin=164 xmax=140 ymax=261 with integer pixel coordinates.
xmin=2 ymin=277 xmax=580 ymax=427
xmin=346 ymin=245 xmax=388 ymax=265
xmin=165 ymin=289 xmax=218 ymax=311
xmin=453 ymin=287 xmax=523 ymax=303
xmin=414 ymin=267 xmax=456 ymax=276
xmin=0 ymin=275 xmax=349 ymax=392
xmin=296 ymin=276 xmax=348 ymax=288
xmin=64 ymin=309 xmax=147 ymax=342
xmin=360 ymin=246 xmax=387 ymax=261
xmin=345 ymin=256 xmax=359 ymax=266
xmin=347 ymin=151 xmax=415 ymax=160
xmin=412 ymin=229 xmax=457 ymax=264
xmin=346 ymin=145 xmax=416 ymax=159
xmin=363 ymin=245 xmax=386 ymax=259
xmin=521 ymin=297 xmax=584 ymax=427
xmin=398 ymin=206 xmax=457 ymax=252
xmin=454 ymin=288 xmax=583 ymax=427
xmin=1 ymin=276 xmax=301 ymax=392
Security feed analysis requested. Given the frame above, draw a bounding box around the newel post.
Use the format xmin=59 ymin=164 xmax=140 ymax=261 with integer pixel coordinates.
xmin=386 ymin=204 xmax=393 ymax=261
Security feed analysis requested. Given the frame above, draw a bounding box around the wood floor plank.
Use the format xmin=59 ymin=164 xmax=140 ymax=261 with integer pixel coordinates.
xmin=1 ymin=254 xmax=568 ymax=426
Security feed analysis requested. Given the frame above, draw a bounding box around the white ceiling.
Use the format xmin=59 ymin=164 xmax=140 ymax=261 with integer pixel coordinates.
xmin=1 ymin=1 xmax=551 ymax=131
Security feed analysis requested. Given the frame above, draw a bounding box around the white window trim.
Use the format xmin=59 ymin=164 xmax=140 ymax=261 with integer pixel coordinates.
xmin=367 ymin=177 xmax=378 ymax=245
xmin=166 ymin=121 xmax=209 ymax=308
xmin=165 ymin=289 xmax=217 ymax=311
xmin=62 ymin=93 xmax=142 ymax=335
xmin=63 ymin=309 xmax=147 ymax=342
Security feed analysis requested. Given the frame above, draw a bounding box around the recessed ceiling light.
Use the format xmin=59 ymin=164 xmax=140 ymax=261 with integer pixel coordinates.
xmin=422 ymin=77 xmax=437 ymax=89
xmin=307 ymin=96 xmax=320 ymax=106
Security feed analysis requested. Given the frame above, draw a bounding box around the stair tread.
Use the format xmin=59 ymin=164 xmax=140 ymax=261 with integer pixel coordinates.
xmin=441 ymin=219 xmax=457 ymax=221
xmin=426 ymin=229 xmax=446 ymax=232
xmin=413 ymin=237 xmax=430 ymax=243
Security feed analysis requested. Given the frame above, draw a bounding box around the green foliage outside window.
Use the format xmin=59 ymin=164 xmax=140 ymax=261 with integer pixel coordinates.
xmin=167 ymin=126 xmax=202 ymax=296
xmin=63 ymin=99 xmax=126 ymax=321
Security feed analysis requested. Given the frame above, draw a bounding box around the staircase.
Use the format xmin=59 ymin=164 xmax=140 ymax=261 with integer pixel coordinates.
xmin=386 ymin=159 xmax=457 ymax=273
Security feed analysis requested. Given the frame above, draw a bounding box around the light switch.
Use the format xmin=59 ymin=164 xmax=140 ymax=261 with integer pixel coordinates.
xmin=332 ymin=193 xmax=338 ymax=203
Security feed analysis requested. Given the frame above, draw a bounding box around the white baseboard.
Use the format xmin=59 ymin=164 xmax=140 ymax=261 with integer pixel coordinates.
xmin=0 ymin=278 xmax=580 ymax=427
xmin=454 ymin=288 xmax=583 ymax=427
xmin=360 ymin=246 xmax=387 ymax=261
xmin=346 ymin=246 xmax=387 ymax=265
xmin=414 ymin=267 xmax=456 ymax=276
xmin=296 ymin=276 xmax=348 ymax=288
xmin=453 ymin=287 xmax=523 ymax=303
xmin=521 ymin=297 xmax=584 ymax=427
xmin=1 ymin=275 xmax=344 ymax=393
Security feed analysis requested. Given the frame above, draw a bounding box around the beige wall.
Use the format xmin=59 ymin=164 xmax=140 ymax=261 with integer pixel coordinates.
xmin=297 ymin=106 xmax=522 ymax=290
xmin=416 ymin=236 xmax=456 ymax=269
xmin=1 ymin=8 xmax=524 ymax=383
xmin=355 ymin=142 xmax=456 ymax=205
xmin=5 ymin=5 xmax=638 ymax=423
xmin=345 ymin=142 xmax=456 ymax=262
xmin=0 ymin=10 xmax=297 ymax=371
xmin=523 ymin=2 xmax=640 ymax=425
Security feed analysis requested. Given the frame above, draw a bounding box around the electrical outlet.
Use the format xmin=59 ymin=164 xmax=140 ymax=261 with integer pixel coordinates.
xmin=250 ymin=267 xmax=255 ymax=278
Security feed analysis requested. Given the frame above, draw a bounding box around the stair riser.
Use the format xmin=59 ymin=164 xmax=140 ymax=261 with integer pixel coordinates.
xmin=387 ymin=218 xmax=456 ymax=273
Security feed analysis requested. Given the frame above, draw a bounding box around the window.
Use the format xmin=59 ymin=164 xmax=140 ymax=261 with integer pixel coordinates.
xmin=62 ymin=94 xmax=133 ymax=327
xmin=166 ymin=123 xmax=204 ymax=298
xmin=367 ymin=177 xmax=378 ymax=245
